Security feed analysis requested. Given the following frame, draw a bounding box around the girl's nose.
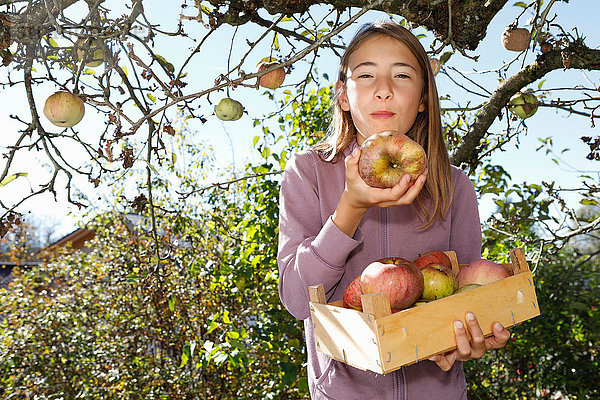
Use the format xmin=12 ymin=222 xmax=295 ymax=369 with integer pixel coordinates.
xmin=375 ymin=77 xmax=393 ymax=100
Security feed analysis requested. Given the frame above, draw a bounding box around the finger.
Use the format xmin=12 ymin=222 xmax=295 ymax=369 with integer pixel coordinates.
xmin=429 ymin=351 xmax=457 ymax=372
xmin=485 ymin=322 xmax=511 ymax=350
xmin=453 ymin=320 xmax=472 ymax=361
xmin=381 ymin=173 xmax=426 ymax=207
xmin=464 ymin=312 xmax=486 ymax=358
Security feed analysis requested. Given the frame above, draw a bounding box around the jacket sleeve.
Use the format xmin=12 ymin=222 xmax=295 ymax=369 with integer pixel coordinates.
xmin=449 ymin=168 xmax=483 ymax=264
xmin=277 ymin=152 xmax=363 ymax=320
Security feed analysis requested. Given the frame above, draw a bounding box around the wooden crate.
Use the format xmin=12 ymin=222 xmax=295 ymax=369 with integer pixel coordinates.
xmin=308 ymin=248 xmax=540 ymax=374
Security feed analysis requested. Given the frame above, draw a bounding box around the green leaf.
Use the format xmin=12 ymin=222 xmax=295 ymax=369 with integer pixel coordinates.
xmin=147 ymin=93 xmax=157 ymax=103
xmin=538 ymin=79 xmax=546 ymax=90
xmin=180 ymin=344 xmax=191 ymax=367
xmin=273 ymin=32 xmax=279 ymax=51
xmin=155 ymin=54 xmax=175 ymax=74
xmin=513 ymin=1 xmax=528 ymax=7
xmin=82 ymin=68 xmax=96 ymax=75
xmin=0 ymin=172 xmax=27 ymax=187
xmin=440 ymin=51 xmax=453 ymax=65
xmin=169 ymin=294 xmax=176 ymax=312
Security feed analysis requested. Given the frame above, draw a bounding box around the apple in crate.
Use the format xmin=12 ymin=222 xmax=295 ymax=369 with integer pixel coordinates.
xmin=358 ymin=131 xmax=427 ymax=189
xmin=413 ymin=250 xmax=452 ymax=270
xmin=421 ymin=263 xmax=457 ymax=300
xmin=456 ymin=259 xmax=510 ymax=289
xmin=361 ymin=257 xmax=424 ymax=310
xmin=343 ymin=275 xmax=363 ymax=311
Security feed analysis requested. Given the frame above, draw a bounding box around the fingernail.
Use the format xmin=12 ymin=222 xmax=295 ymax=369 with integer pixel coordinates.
xmin=419 ymin=176 xmax=426 ymax=184
xmin=494 ymin=322 xmax=504 ymax=331
xmin=352 ymin=148 xmax=358 ymax=156
xmin=454 ymin=320 xmax=463 ymax=329
xmin=466 ymin=312 xmax=475 ymax=321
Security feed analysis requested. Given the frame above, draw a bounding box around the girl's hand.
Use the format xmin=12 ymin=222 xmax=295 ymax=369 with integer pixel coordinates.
xmin=332 ymin=147 xmax=427 ymax=238
xmin=343 ymin=147 xmax=427 ymax=213
xmin=429 ymin=312 xmax=511 ymax=372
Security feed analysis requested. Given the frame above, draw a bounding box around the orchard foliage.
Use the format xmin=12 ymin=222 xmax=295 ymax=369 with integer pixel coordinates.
xmin=1 ymin=0 xmax=600 ymax=399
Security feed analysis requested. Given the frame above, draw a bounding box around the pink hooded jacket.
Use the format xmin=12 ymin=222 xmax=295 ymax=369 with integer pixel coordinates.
xmin=277 ymin=140 xmax=482 ymax=399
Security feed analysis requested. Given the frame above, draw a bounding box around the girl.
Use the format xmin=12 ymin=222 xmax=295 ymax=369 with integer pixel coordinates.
xmin=277 ymin=21 xmax=510 ymax=400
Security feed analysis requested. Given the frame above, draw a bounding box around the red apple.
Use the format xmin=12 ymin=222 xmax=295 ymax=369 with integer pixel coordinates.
xmin=361 ymin=257 xmax=424 ymax=310
xmin=429 ymin=57 xmax=441 ymax=76
xmin=43 ymin=91 xmax=85 ymax=127
xmin=358 ymin=131 xmax=427 ymax=189
xmin=343 ymin=275 xmax=363 ymax=311
xmin=421 ymin=263 xmax=457 ymax=301
xmin=413 ymin=250 xmax=452 ymax=270
xmin=456 ymin=259 xmax=511 ymax=289
xmin=258 ymin=62 xmax=285 ymax=89
xmin=501 ymin=26 xmax=530 ymax=52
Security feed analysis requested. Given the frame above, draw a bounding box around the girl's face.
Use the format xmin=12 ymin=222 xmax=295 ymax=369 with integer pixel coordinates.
xmin=338 ymin=34 xmax=426 ymax=145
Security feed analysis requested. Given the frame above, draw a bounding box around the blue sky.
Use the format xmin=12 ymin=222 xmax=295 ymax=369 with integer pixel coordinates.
xmin=1 ymin=1 xmax=598 ymax=242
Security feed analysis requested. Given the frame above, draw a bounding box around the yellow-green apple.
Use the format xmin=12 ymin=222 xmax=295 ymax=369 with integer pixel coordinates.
xmin=358 ymin=131 xmax=427 ymax=188
xmin=501 ymin=26 xmax=530 ymax=52
xmin=509 ymin=91 xmax=539 ymax=119
xmin=257 ymin=62 xmax=285 ymax=89
xmin=214 ymin=98 xmax=243 ymax=121
xmin=413 ymin=250 xmax=452 ymax=270
xmin=361 ymin=257 xmax=424 ymax=310
xmin=429 ymin=57 xmax=441 ymax=76
xmin=421 ymin=263 xmax=457 ymax=301
xmin=343 ymin=275 xmax=363 ymax=311
xmin=456 ymin=259 xmax=510 ymax=289
xmin=455 ymin=283 xmax=482 ymax=293
xmin=43 ymin=91 xmax=85 ymax=127
xmin=75 ymin=38 xmax=104 ymax=67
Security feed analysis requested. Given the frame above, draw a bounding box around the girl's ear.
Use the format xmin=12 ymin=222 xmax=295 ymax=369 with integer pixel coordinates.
xmin=336 ymin=80 xmax=350 ymax=112
xmin=418 ymin=102 xmax=426 ymax=113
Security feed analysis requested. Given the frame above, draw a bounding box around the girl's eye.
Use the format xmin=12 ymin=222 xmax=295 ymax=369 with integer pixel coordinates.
xmin=358 ymin=73 xmax=373 ymax=78
xmin=395 ymin=73 xmax=410 ymax=79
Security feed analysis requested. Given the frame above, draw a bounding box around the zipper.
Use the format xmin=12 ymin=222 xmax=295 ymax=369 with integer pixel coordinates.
xmin=396 ymin=368 xmax=405 ymax=400
xmin=380 ymin=208 xmax=388 ymax=258
xmin=381 ymin=208 xmax=405 ymax=399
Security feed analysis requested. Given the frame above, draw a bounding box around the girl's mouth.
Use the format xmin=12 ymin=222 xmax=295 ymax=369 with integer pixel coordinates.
xmin=371 ymin=111 xmax=395 ymax=118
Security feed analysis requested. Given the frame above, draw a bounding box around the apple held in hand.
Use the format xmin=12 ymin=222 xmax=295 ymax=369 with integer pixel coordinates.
xmin=421 ymin=263 xmax=457 ymax=301
xmin=43 ymin=91 xmax=85 ymax=128
xmin=413 ymin=250 xmax=452 ymax=270
xmin=343 ymin=275 xmax=363 ymax=311
xmin=214 ymin=98 xmax=243 ymax=121
xmin=358 ymin=131 xmax=427 ymax=189
xmin=257 ymin=62 xmax=286 ymax=89
xmin=361 ymin=257 xmax=424 ymax=310
xmin=456 ymin=259 xmax=511 ymax=289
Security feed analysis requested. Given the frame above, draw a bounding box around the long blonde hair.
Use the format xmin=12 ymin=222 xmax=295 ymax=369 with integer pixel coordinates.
xmin=315 ymin=21 xmax=452 ymax=228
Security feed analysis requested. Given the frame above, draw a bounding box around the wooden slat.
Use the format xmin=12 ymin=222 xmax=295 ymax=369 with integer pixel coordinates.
xmin=444 ymin=250 xmax=461 ymax=276
xmin=361 ymin=292 xmax=391 ymax=319
xmin=510 ymin=248 xmax=529 ymax=275
xmin=374 ymin=271 xmax=540 ymax=373
xmin=308 ymin=284 xmax=326 ymax=304
xmin=309 ymin=302 xmax=382 ymax=373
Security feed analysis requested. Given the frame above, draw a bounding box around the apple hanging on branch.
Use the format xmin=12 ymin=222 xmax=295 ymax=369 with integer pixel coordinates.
xmin=214 ymin=97 xmax=244 ymax=121
xmin=501 ymin=26 xmax=531 ymax=52
xmin=75 ymin=38 xmax=105 ymax=67
xmin=43 ymin=91 xmax=85 ymax=127
xmin=358 ymin=131 xmax=427 ymax=189
xmin=257 ymin=57 xmax=286 ymax=89
xmin=509 ymin=90 xmax=539 ymax=119
xmin=429 ymin=57 xmax=441 ymax=76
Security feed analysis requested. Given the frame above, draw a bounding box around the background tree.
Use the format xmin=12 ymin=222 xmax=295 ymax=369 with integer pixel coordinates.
xmin=1 ymin=0 xmax=599 ymax=399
